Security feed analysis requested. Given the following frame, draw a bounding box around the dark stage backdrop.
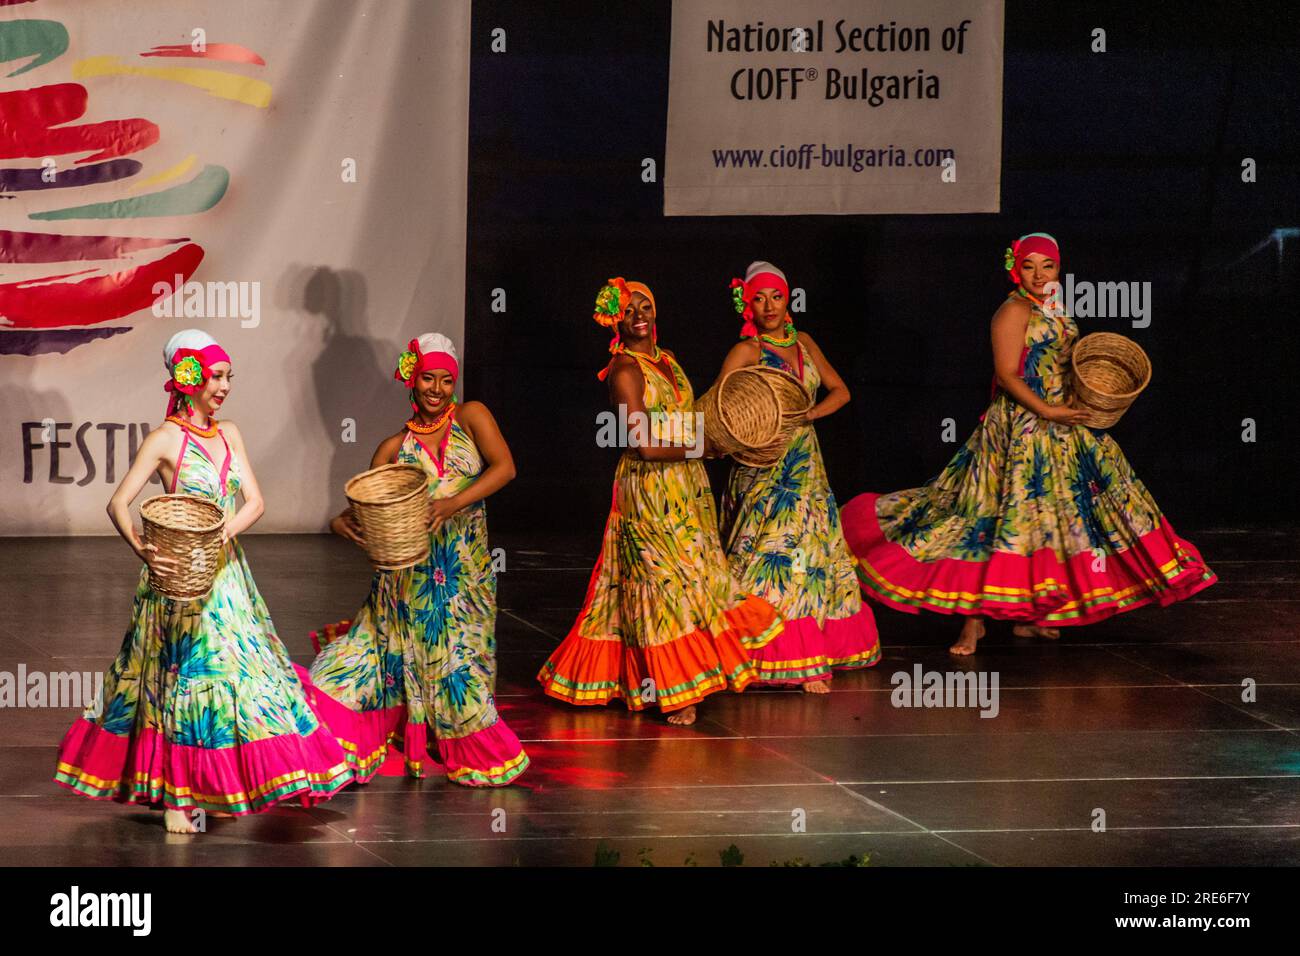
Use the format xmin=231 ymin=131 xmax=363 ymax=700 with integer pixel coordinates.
xmin=462 ymin=0 xmax=1300 ymax=543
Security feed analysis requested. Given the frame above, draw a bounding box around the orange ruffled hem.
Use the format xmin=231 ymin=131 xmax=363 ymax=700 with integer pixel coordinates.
xmin=537 ymin=594 xmax=782 ymax=713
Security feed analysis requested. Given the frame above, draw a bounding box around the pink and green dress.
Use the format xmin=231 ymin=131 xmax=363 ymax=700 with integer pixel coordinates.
xmin=721 ymin=340 xmax=882 ymax=683
xmin=304 ymin=415 xmax=529 ymax=787
xmin=54 ymin=427 xmax=354 ymax=815
xmin=538 ymin=350 xmax=784 ymax=713
xmin=841 ymin=295 xmax=1217 ymax=625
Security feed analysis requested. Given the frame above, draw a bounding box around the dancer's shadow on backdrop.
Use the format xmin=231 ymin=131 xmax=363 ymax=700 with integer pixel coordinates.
xmin=283 ymin=265 xmax=393 ymax=524
xmin=0 ymin=354 xmax=75 ymax=535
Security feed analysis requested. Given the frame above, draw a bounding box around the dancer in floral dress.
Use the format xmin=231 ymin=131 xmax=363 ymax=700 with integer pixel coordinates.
xmin=717 ymin=261 xmax=881 ymax=692
xmin=54 ymin=329 xmax=353 ymax=833
xmin=841 ymin=234 xmax=1217 ymax=654
xmin=305 ymin=333 xmax=529 ymax=786
xmin=537 ymin=278 xmax=783 ymax=726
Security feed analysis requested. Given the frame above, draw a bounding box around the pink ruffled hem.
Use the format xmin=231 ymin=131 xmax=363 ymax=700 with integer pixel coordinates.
xmin=749 ymin=606 xmax=882 ymax=685
xmin=52 ymin=718 xmax=353 ymax=815
xmin=295 ymin=664 xmax=529 ymax=788
xmin=841 ymin=492 xmax=1218 ymax=626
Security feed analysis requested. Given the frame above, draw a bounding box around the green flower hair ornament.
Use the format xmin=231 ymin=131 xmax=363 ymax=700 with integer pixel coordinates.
xmin=1003 ymin=246 xmax=1016 ymax=273
xmin=172 ymin=355 xmax=204 ymax=388
xmin=594 ymin=284 xmax=622 ymax=319
xmin=396 ymin=349 xmax=418 ymax=383
xmin=731 ymin=284 xmax=747 ymax=315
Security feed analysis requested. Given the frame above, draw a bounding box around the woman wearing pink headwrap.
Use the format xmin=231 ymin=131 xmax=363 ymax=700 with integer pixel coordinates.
xmin=714 ymin=261 xmax=882 ymax=693
xmin=54 ymin=330 xmax=353 ymax=833
xmin=304 ymin=333 xmax=529 ymax=786
xmin=840 ymin=234 xmax=1217 ymax=654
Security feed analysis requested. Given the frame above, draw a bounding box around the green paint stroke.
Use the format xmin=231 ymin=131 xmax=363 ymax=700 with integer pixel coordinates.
xmin=30 ymin=165 xmax=229 ymax=220
xmin=0 ymin=20 xmax=69 ymax=77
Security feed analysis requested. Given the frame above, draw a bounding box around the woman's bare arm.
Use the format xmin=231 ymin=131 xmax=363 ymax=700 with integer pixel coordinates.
xmin=992 ymin=298 xmax=1091 ymax=425
xmin=798 ymin=332 xmax=850 ymax=422
xmin=106 ymin=426 xmax=181 ymax=570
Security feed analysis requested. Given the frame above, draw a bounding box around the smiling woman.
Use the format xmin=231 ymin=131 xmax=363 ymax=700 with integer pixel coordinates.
xmin=839 ymin=234 xmax=1217 ymax=655
xmin=52 ymin=329 xmax=354 ymax=834
xmin=537 ymin=277 xmax=783 ymax=727
xmin=301 ymin=332 xmax=529 ymax=788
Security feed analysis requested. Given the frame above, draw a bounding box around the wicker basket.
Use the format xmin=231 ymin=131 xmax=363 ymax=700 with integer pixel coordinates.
xmin=140 ymin=494 xmax=226 ymax=601
xmin=696 ymin=365 xmax=784 ymax=456
xmin=345 ymin=463 xmax=430 ymax=570
xmin=731 ymin=366 xmax=815 ymax=467
xmin=1070 ymin=332 xmax=1152 ymax=428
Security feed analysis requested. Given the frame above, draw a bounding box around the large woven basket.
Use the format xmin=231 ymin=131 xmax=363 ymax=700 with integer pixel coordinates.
xmin=732 ymin=366 xmax=815 ymax=468
xmin=140 ymin=494 xmax=225 ymax=601
xmin=696 ymin=365 xmax=784 ymax=456
xmin=1070 ymin=332 xmax=1152 ymax=429
xmin=345 ymin=463 xmax=430 ymax=570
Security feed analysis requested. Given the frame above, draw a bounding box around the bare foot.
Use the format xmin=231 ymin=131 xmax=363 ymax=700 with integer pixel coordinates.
xmin=949 ymin=618 xmax=985 ymax=656
xmin=803 ymin=680 xmax=831 ymax=694
xmin=666 ymin=704 xmax=697 ymax=726
xmin=1013 ymin=624 xmax=1061 ymax=640
xmin=164 ymin=808 xmax=198 ymax=834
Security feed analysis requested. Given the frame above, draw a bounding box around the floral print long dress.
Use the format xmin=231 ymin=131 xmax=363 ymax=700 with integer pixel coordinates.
xmin=841 ymin=295 xmax=1217 ymax=625
xmin=721 ymin=341 xmax=881 ymax=684
xmin=537 ymin=349 xmax=783 ymax=714
xmin=305 ymin=415 xmax=529 ymax=787
xmin=54 ymin=428 xmax=354 ymax=814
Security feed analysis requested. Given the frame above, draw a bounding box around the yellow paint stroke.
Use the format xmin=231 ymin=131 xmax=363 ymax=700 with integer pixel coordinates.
xmin=128 ymin=153 xmax=198 ymax=193
xmin=73 ymin=56 xmax=271 ymax=108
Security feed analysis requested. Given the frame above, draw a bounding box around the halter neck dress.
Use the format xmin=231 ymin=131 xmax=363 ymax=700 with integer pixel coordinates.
xmin=54 ymin=424 xmax=353 ymax=814
xmin=720 ymin=339 xmax=881 ymax=683
xmin=305 ymin=411 xmax=529 ymax=787
xmin=537 ymin=349 xmax=783 ymax=713
xmin=841 ymin=295 xmax=1216 ymax=624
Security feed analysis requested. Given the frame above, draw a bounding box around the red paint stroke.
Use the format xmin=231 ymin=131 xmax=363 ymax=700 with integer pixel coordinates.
xmin=0 ymin=242 xmax=203 ymax=329
xmin=140 ymin=43 xmax=265 ymax=65
xmin=0 ymin=84 xmax=158 ymax=164
xmin=0 ymin=229 xmax=187 ymax=263
xmin=0 ymin=1 xmax=40 ymax=6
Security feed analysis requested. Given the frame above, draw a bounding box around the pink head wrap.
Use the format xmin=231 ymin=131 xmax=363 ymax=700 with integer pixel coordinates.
xmin=394 ymin=334 xmax=459 ymax=386
xmin=1004 ymin=233 xmax=1060 ymax=286
xmin=395 ymin=333 xmax=459 ymax=413
xmin=163 ymin=329 xmax=231 ymax=418
xmin=729 ymin=260 xmax=790 ymax=337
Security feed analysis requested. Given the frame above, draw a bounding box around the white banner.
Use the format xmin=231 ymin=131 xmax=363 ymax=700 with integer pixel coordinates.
xmin=0 ymin=0 xmax=470 ymax=534
xmin=664 ymin=0 xmax=1004 ymax=215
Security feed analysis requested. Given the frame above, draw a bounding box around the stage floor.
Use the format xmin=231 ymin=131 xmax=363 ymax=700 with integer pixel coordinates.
xmin=3 ymin=530 xmax=1298 ymax=867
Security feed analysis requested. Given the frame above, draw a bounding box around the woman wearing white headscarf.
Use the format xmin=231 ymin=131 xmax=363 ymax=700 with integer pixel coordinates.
xmin=54 ymin=330 xmax=353 ymax=833
xmin=303 ymin=333 xmax=530 ymax=787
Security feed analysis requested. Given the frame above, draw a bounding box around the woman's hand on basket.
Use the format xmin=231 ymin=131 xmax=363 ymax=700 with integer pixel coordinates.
xmin=1043 ymin=403 xmax=1093 ymax=426
xmin=426 ymin=497 xmax=461 ymax=533
xmin=330 ymin=510 xmax=366 ymax=548
xmin=137 ymin=541 xmax=181 ymax=575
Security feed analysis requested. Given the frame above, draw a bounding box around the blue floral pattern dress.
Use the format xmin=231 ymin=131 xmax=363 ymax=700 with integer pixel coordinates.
xmin=54 ymin=427 xmax=353 ymax=814
xmin=721 ymin=340 xmax=881 ymax=683
xmin=841 ymin=295 xmax=1217 ymax=624
xmin=305 ymin=415 xmax=529 ymax=787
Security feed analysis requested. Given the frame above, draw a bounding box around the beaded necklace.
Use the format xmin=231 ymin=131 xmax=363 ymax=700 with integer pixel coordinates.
xmin=758 ymin=321 xmax=798 ymax=348
xmin=406 ymin=400 xmax=456 ymax=435
xmin=165 ymin=414 xmax=219 ymax=439
xmin=612 ymin=341 xmax=662 ymax=363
